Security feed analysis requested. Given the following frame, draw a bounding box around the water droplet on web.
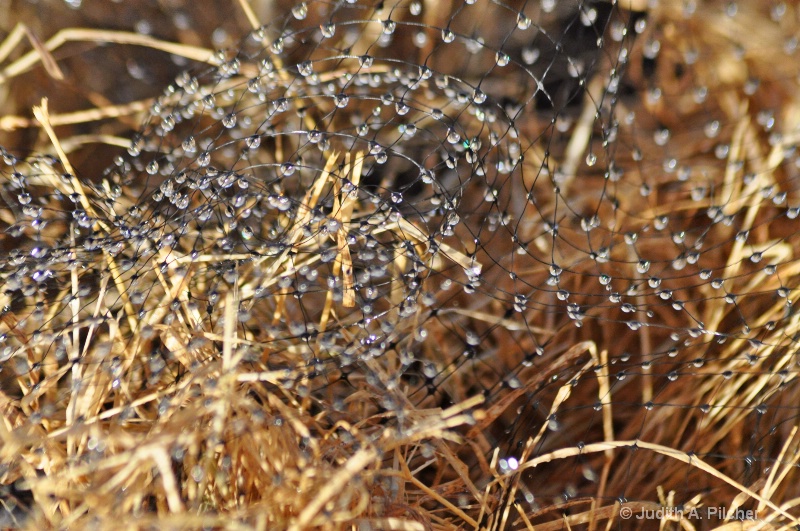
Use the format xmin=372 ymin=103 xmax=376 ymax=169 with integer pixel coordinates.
xmin=382 ymin=20 xmax=396 ymax=34
xmin=653 ymin=128 xmax=670 ymax=146
xmin=298 ymin=61 xmax=313 ymax=76
xmin=307 ymin=130 xmax=322 ymax=143
xmin=146 ymin=160 xmax=159 ymax=174
xmin=292 ymin=2 xmax=308 ymax=19
xmin=581 ymin=215 xmax=599 ymax=232
xmin=522 ymin=47 xmax=540 ymax=65
xmin=637 ymin=260 xmax=650 ymax=274
xmin=334 ymin=93 xmax=349 ymax=108
xmin=465 ymin=331 xmax=480 ymax=346
xmin=495 ymin=51 xmax=510 ymax=67
xmin=162 ymin=114 xmax=175 ymax=132
xmin=321 ymin=23 xmax=336 ymax=39
xmin=222 ymin=113 xmax=237 ymax=128
xmin=442 ymin=28 xmax=455 ymax=43
xmin=245 ymin=135 xmax=261 ymax=150
xmin=517 ymin=12 xmax=532 ymax=30
xmin=182 ymin=135 xmax=196 ymax=153
xmin=280 ymin=162 xmax=296 ymax=176
xmin=128 ymin=136 xmax=142 ymax=156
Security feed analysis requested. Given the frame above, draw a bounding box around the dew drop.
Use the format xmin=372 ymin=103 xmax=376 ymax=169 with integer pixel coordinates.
xmin=245 ymin=135 xmax=261 ymax=150
xmin=291 ymin=2 xmax=308 ymax=19
xmin=382 ymin=20 xmax=396 ymax=34
xmin=307 ymin=130 xmax=322 ymax=143
xmin=321 ymin=23 xmax=336 ymax=39
xmin=182 ymin=136 xmax=197 ymax=153
xmin=334 ymin=93 xmax=350 ymax=108
xmin=280 ymin=162 xmax=296 ymax=176
xmin=298 ymin=61 xmax=313 ymax=76
xmin=222 ymin=113 xmax=237 ymax=128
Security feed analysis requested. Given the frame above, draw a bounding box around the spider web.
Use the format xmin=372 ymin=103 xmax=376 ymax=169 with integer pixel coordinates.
xmin=2 ymin=0 xmax=800 ymax=527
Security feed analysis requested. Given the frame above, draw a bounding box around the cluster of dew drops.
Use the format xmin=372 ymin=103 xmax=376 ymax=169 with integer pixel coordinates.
xmin=2 ymin=0 xmax=800 ymax=459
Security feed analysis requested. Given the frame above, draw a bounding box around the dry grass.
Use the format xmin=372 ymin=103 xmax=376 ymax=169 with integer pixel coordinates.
xmin=2 ymin=0 xmax=800 ymax=530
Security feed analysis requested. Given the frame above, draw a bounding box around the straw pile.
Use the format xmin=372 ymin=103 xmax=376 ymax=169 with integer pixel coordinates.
xmin=2 ymin=1 xmax=800 ymax=529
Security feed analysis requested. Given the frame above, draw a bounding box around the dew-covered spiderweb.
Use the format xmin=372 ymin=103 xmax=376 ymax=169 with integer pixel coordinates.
xmin=3 ymin=0 xmax=800 ymax=528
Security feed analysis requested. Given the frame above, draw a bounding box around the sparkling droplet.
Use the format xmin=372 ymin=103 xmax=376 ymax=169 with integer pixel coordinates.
xmin=321 ymin=23 xmax=336 ymax=38
xmin=307 ymin=130 xmax=322 ymax=143
xmin=334 ymin=93 xmax=350 ymax=108
xmin=298 ymin=61 xmax=313 ymax=76
xmin=495 ymin=51 xmax=511 ymax=66
xmin=280 ymin=162 xmax=296 ymax=176
xmin=222 ymin=113 xmax=237 ymax=128
xmin=292 ymin=2 xmax=308 ymax=19
xmin=162 ymin=114 xmax=175 ymax=132
xmin=182 ymin=136 xmax=197 ymax=153
xmin=382 ymin=20 xmax=396 ymax=34
xmin=245 ymin=135 xmax=261 ymax=150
